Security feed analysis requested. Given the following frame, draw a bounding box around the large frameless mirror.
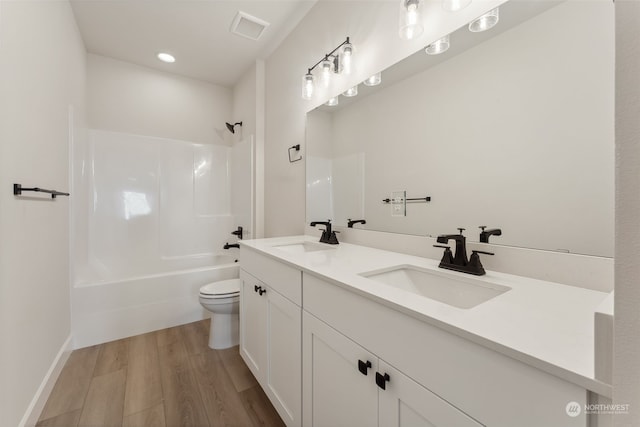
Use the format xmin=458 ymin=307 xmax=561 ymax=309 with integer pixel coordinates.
xmin=306 ymin=0 xmax=614 ymax=257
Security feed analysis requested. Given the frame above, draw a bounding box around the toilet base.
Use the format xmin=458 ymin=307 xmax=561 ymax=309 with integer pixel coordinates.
xmin=209 ymin=312 xmax=239 ymax=350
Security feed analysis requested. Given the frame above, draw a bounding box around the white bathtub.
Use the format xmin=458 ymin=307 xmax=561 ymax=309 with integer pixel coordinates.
xmin=72 ymin=256 xmax=239 ymax=349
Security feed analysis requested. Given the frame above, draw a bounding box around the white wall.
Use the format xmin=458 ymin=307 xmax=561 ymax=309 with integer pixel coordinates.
xmin=309 ymin=2 xmax=614 ymax=258
xmin=87 ymin=54 xmax=232 ymax=145
xmin=233 ymin=60 xmax=266 ymax=238
xmin=0 ymin=1 xmax=86 ymax=426
xmin=614 ymin=1 xmax=640 ymax=425
xmin=264 ymin=0 xmax=505 ymax=237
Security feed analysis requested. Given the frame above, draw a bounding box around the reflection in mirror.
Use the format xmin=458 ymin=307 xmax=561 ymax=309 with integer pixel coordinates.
xmin=306 ymin=0 xmax=614 ymax=257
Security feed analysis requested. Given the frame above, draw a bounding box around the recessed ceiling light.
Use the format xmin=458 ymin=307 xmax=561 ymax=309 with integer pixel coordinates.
xmin=157 ymin=52 xmax=176 ymax=63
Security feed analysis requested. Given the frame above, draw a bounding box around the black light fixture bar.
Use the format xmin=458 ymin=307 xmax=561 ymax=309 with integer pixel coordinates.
xmin=306 ymin=37 xmax=351 ymax=74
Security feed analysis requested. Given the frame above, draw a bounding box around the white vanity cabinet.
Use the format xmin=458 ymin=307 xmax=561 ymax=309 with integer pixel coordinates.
xmin=239 ymin=249 xmax=302 ymax=426
xmin=303 ymin=311 xmax=482 ymax=427
xmin=303 ymin=272 xmax=588 ymax=427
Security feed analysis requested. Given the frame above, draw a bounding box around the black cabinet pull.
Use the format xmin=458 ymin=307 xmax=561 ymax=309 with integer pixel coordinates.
xmin=259 ymin=288 xmax=267 ymax=296
xmin=376 ymin=372 xmax=390 ymax=390
xmin=254 ymin=285 xmax=260 ymax=293
xmin=358 ymin=360 xmax=372 ymax=376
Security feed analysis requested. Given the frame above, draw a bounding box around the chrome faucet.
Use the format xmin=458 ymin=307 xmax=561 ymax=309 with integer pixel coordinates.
xmin=434 ymin=228 xmax=493 ymax=276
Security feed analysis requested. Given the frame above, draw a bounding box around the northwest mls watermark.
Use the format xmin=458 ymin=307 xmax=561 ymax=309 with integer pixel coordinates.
xmin=566 ymin=401 xmax=630 ymax=417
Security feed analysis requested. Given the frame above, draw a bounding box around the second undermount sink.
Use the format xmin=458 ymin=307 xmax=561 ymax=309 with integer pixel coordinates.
xmin=274 ymin=241 xmax=337 ymax=253
xmin=360 ymin=265 xmax=511 ymax=309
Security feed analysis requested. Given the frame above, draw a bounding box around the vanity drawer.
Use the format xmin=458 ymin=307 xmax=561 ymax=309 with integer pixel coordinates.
xmin=302 ymin=272 xmax=587 ymax=427
xmin=241 ymin=247 xmax=302 ymax=305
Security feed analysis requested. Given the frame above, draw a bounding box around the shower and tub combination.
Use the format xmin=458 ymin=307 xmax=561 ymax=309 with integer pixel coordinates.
xmin=71 ymin=126 xmax=253 ymax=348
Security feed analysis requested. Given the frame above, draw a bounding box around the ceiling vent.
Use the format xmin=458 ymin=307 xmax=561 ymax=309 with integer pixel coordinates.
xmin=230 ymin=11 xmax=270 ymax=41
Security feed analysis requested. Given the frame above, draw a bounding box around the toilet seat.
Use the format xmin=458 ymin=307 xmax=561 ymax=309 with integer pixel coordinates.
xmin=199 ymin=278 xmax=240 ymax=299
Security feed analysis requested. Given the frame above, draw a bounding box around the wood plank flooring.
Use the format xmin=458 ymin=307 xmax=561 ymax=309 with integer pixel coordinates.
xmin=37 ymin=320 xmax=285 ymax=427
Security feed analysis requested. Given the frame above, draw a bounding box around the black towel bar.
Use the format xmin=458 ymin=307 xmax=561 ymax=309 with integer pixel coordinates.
xmin=13 ymin=183 xmax=70 ymax=199
xmin=382 ymin=196 xmax=431 ymax=204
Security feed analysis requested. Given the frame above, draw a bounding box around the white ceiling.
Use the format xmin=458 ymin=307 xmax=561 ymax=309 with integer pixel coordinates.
xmin=70 ymin=0 xmax=317 ymax=87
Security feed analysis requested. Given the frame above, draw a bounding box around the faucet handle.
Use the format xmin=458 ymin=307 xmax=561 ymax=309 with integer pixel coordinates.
xmin=457 ymin=228 xmax=466 ymax=235
xmin=433 ymin=244 xmax=450 ymax=249
xmin=472 ymin=250 xmax=494 ymax=256
xmin=479 ymin=226 xmax=486 ymax=232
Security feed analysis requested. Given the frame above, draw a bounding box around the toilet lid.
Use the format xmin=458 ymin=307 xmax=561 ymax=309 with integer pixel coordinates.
xmin=200 ymin=278 xmax=240 ymax=298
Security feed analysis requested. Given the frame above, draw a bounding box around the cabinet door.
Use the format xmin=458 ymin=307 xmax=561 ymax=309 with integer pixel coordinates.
xmin=303 ymin=312 xmax=378 ymax=427
xmin=378 ymin=361 xmax=483 ymax=427
xmin=265 ymin=287 xmax=301 ymax=426
xmin=239 ymin=270 xmax=267 ymax=381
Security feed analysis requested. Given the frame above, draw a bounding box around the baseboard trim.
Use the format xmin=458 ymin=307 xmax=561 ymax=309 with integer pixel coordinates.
xmin=19 ymin=335 xmax=73 ymax=427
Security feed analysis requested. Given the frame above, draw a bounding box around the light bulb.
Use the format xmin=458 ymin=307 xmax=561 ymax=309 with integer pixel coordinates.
xmin=325 ymin=97 xmax=339 ymax=107
xmin=425 ymin=34 xmax=450 ymax=55
xmin=469 ymin=8 xmax=499 ymax=32
xmin=399 ymin=0 xmax=424 ymax=40
xmin=341 ymin=42 xmax=353 ymax=75
xmin=363 ymin=73 xmax=382 ymax=87
xmin=343 ymin=85 xmax=358 ymax=97
xmin=442 ymin=0 xmax=471 ymax=12
xmin=321 ymin=57 xmax=333 ymax=87
xmin=302 ymin=73 xmax=315 ymax=100
xmin=157 ymin=52 xmax=176 ymax=63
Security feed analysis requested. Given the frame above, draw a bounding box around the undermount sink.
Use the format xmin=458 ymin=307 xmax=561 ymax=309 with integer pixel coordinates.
xmin=360 ymin=265 xmax=511 ymax=309
xmin=274 ymin=241 xmax=337 ymax=253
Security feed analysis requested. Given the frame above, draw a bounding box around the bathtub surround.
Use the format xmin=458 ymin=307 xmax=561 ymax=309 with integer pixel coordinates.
xmin=71 ymin=131 xmax=253 ymax=347
xmin=0 ymin=1 xmax=86 ymax=426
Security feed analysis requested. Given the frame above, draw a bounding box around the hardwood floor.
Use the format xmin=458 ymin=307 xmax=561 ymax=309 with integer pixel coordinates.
xmin=37 ymin=320 xmax=285 ymax=427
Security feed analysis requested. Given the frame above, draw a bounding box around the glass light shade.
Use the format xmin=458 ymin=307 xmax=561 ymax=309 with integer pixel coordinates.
xmin=325 ymin=96 xmax=339 ymax=107
xmin=302 ymin=73 xmax=315 ymax=100
xmin=157 ymin=52 xmax=176 ymax=63
xmin=321 ymin=58 xmax=333 ymax=86
xmin=468 ymin=8 xmax=499 ymax=32
xmin=399 ymin=0 xmax=424 ymax=40
xmin=341 ymin=42 xmax=353 ymax=74
xmin=425 ymin=34 xmax=450 ymax=55
xmin=343 ymin=85 xmax=358 ymax=97
xmin=442 ymin=0 xmax=471 ymax=12
xmin=363 ymin=73 xmax=382 ymax=87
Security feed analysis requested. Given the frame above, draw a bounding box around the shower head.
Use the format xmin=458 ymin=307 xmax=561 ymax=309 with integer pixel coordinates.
xmin=225 ymin=121 xmax=243 ymax=134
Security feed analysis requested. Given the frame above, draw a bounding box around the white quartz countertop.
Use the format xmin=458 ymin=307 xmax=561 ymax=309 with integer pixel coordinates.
xmin=240 ymin=235 xmax=612 ymax=397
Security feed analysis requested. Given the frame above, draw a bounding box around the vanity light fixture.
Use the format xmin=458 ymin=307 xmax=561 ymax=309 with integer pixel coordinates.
xmin=363 ymin=72 xmax=382 ymax=87
xmin=343 ymin=85 xmax=358 ymax=97
xmin=157 ymin=52 xmax=176 ymax=63
xmin=321 ymin=56 xmax=333 ymax=87
xmin=399 ymin=0 xmax=424 ymax=40
xmin=341 ymin=40 xmax=353 ymax=75
xmin=302 ymin=72 xmax=315 ymax=100
xmin=301 ymin=37 xmax=354 ymax=100
xmin=325 ymin=96 xmax=339 ymax=107
xmin=425 ymin=34 xmax=450 ymax=55
xmin=442 ymin=0 xmax=471 ymax=12
xmin=468 ymin=7 xmax=499 ymax=32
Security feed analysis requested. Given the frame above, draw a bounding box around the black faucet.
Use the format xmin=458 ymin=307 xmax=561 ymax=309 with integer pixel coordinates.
xmin=479 ymin=226 xmax=502 ymax=243
xmin=310 ymin=220 xmax=339 ymax=244
xmin=347 ymin=219 xmax=366 ymax=228
xmin=435 ymin=228 xmax=493 ymax=276
xmin=224 ymin=243 xmax=240 ymax=249
xmin=231 ymin=226 xmax=243 ymax=240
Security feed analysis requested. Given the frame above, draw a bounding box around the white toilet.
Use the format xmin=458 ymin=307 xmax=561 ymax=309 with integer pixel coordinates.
xmin=199 ymin=278 xmax=241 ymax=349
